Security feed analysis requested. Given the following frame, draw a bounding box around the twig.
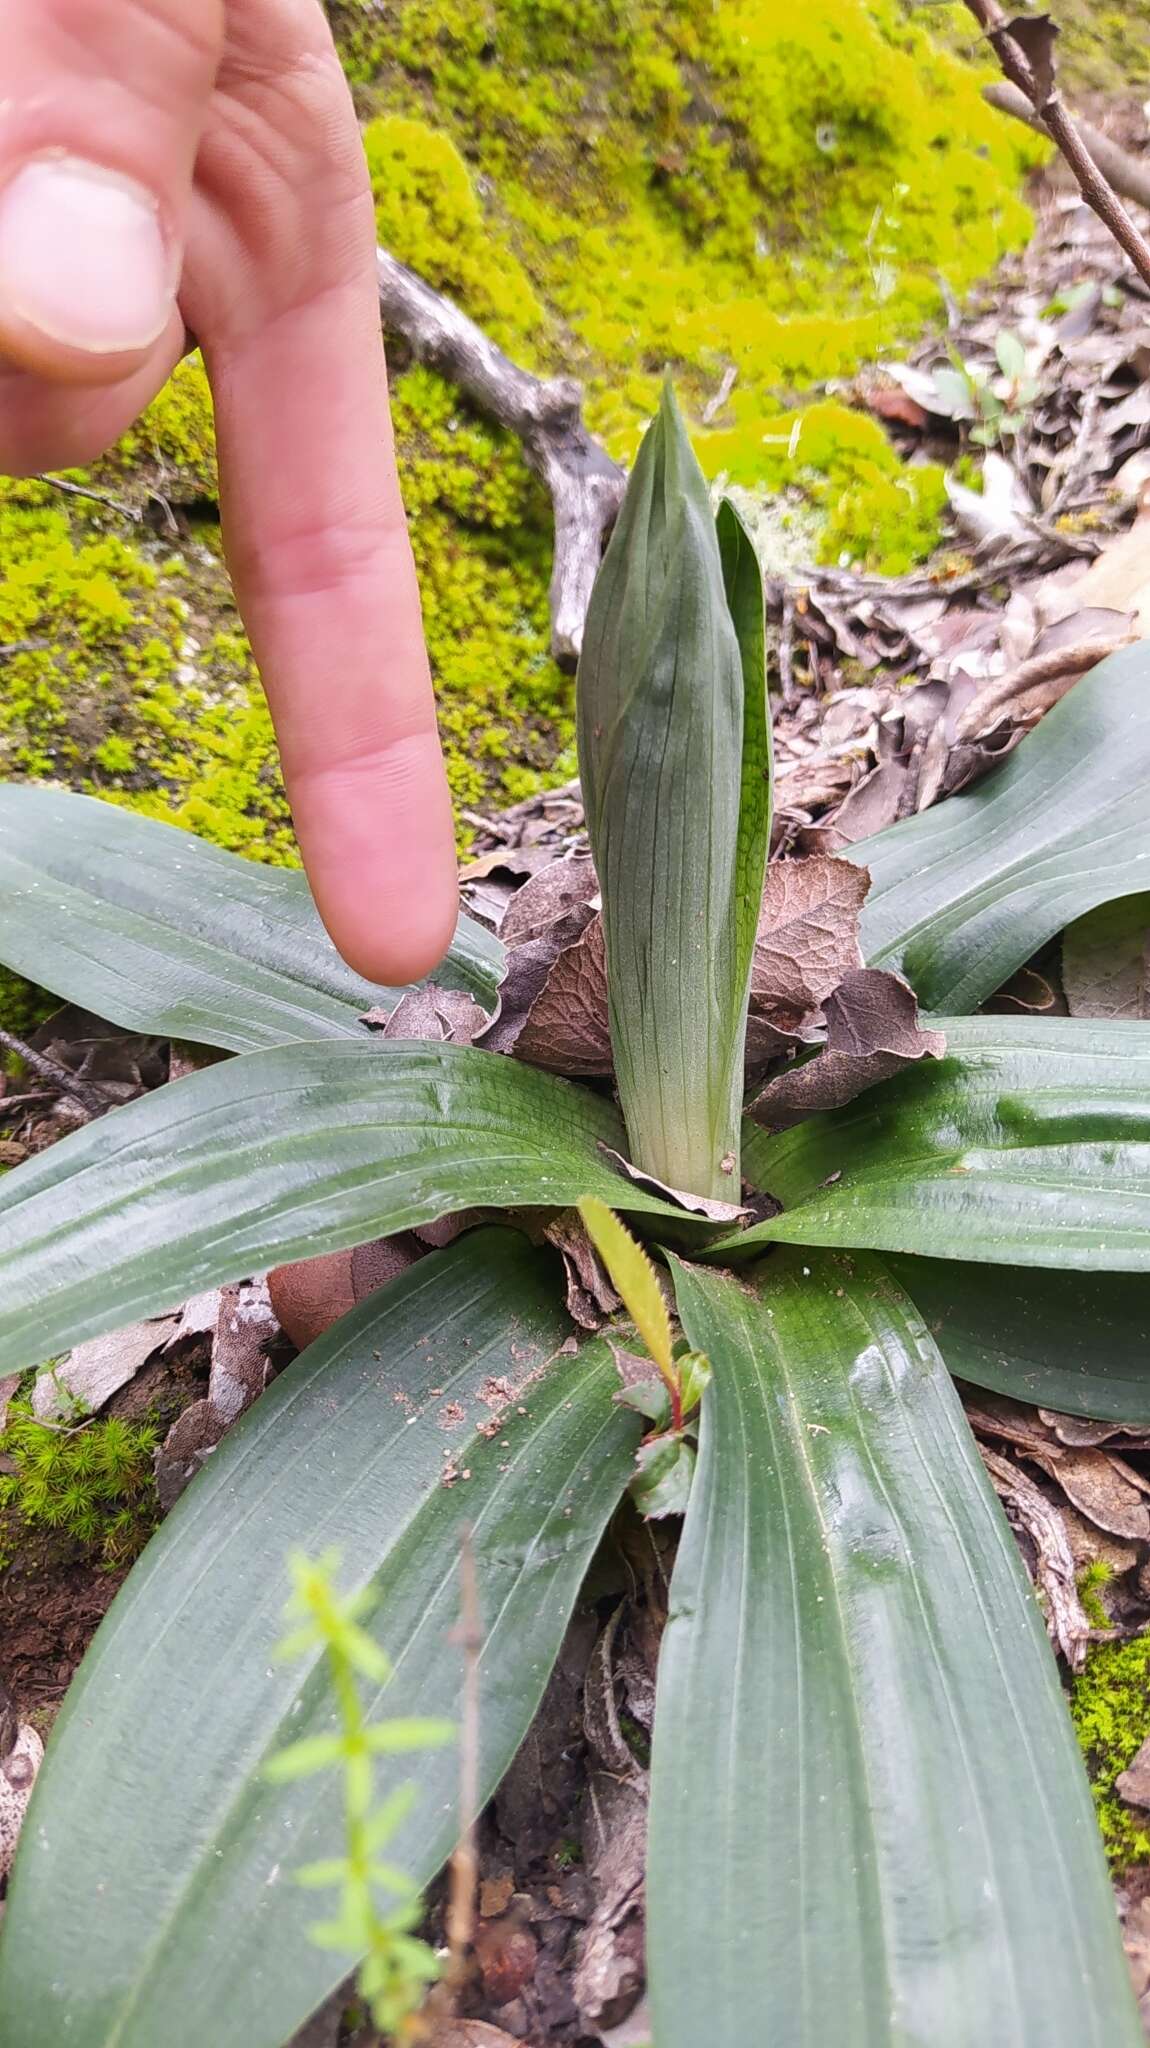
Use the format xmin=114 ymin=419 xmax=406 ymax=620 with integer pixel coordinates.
xmin=0 ymin=1026 xmax=112 ymax=1118
xmin=444 ymin=1525 xmax=482 ymax=2000
xmin=963 ymin=0 xmax=1150 ymax=289
xmin=34 ymin=474 xmax=141 ymax=523
xmin=778 ymin=584 xmax=797 ymax=706
xmin=984 ymin=80 xmax=1150 ymax=215
xmin=377 ymin=249 xmax=625 ymax=665
xmin=955 ymin=632 xmax=1137 ymax=740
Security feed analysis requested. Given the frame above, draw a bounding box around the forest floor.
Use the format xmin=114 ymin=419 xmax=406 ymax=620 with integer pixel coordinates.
xmin=6 ymin=88 xmax=1150 ymax=2048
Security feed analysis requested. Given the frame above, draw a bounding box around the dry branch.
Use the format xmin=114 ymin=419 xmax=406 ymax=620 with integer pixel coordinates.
xmin=984 ymin=81 xmax=1150 ymax=215
xmin=964 ymin=0 xmax=1150 ymax=289
xmin=377 ymin=249 xmax=625 ymax=666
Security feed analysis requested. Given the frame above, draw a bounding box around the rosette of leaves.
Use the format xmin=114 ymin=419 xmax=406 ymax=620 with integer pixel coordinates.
xmin=2 ymin=390 xmax=1150 ymax=2045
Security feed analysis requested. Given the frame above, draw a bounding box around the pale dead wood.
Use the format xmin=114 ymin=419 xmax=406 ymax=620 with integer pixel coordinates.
xmin=954 ymin=631 xmax=1139 ymax=740
xmin=963 ymin=0 xmax=1150 ymax=289
xmin=984 ymin=80 xmax=1150 ymax=215
xmin=377 ymin=250 xmax=625 ymax=666
xmin=980 ymin=1444 xmax=1098 ymax=1670
xmin=0 ymin=1025 xmax=111 ymax=1119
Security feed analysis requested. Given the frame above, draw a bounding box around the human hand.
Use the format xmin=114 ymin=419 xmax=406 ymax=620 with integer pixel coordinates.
xmin=0 ymin=0 xmax=459 ymax=984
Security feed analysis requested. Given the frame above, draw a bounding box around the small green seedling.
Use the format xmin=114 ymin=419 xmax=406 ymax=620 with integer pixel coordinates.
xmin=578 ymin=1195 xmax=711 ymax=1516
xmin=266 ymin=1551 xmax=453 ymax=2042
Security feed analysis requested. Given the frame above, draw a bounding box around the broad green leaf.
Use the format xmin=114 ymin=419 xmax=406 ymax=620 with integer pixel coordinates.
xmin=576 ymin=389 xmax=758 ymax=1199
xmin=718 ymin=1013 xmax=1150 ymax=1268
xmin=0 ymin=785 xmax=503 ymax=1051
xmin=889 ymin=1255 xmax=1150 ymax=1422
xmin=851 ymin=642 xmax=1150 ymax=1012
xmin=0 ymin=1040 xmax=687 ymax=1375
xmin=0 ymin=1230 xmax=639 ymax=2048
xmin=578 ymin=1195 xmax=674 ymax=1379
xmin=648 ymin=1250 xmax=1140 ymax=2048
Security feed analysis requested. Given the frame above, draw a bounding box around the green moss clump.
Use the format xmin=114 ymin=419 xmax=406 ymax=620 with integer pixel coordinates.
xmin=110 ymin=354 xmax=219 ymax=501
xmin=0 ymin=1399 xmax=158 ymax=1571
xmin=700 ymin=400 xmax=950 ymax=573
xmin=1071 ymin=1632 xmax=1150 ymax=1869
xmin=0 ymin=969 xmax=56 ymax=1044
xmin=366 ymin=116 xmax=543 ymax=347
xmin=821 ymin=461 xmax=950 ymax=575
xmin=392 ymin=366 xmax=573 ymax=819
xmin=0 ymin=476 xmax=294 ymax=861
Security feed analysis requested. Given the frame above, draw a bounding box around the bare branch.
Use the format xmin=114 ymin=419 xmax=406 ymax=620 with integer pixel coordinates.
xmin=984 ymin=81 xmax=1150 ymax=214
xmin=965 ymin=0 xmax=1150 ymax=289
xmin=377 ymin=249 xmax=625 ymax=666
xmin=0 ymin=1026 xmax=112 ymax=1119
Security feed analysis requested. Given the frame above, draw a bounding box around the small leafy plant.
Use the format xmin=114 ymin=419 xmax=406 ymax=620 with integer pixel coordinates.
xmin=2 ymin=390 xmax=1150 ymax=2044
xmin=266 ymin=1551 xmax=451 ymax=2041
xmin=0 ymin=1399 xmax=156 ymax=1569
xmin=929 ymin=330 xmax=1041 ymax=445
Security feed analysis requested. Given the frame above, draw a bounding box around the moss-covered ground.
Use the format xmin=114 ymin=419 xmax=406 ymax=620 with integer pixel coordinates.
xmin=0 ymin=0 xmax=1050 ymax=875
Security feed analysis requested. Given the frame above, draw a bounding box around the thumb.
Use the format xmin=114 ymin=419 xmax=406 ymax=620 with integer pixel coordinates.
xmin=0 ymin=0 xmax=223 ymax=385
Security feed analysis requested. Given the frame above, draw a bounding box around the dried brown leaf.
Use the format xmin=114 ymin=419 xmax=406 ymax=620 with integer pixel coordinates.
xmin=1040 ymin=1409 xmax=1150 ymax=1450
xmin=363 ymin=986 xmax=492 ymax=1044
xmin=545 ymin=1209 xmax=622 ymax=1331
xmin=750 ymin=857 xmax=869 ymax=1040
xmin=514 ymin=915 xmax=612 ymax=1076
xmin=1004 ymin=12 xmax=1060 ymax=104
xmin=749 ymin=970 xmax=945 ymax=1130
xmin=1029 ymin=1446 xmax=1150 ymax=1542
xmin=0 ymin=1722 xmax=43 ymax=1881
xmin=32 ymin=1313 xmax=184 ymax=1421
xmin=499 ymin=850 xmax=598 ymax=945
xmin=1117 ymin=1737 xmax=1150 ymax=1811
xmin=1063 ymin=895 xmax=1150 ymax=1022
xmin=597 ymin=1145 xmax=746 ymax=1222
xmin=0 ymin=1371 xmax=23 ymax=1436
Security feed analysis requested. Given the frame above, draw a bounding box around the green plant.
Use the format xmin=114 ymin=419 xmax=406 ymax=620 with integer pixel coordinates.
xmin=0 ymin=1399 xmax=157 ymax=1569
xmin=2 ymin=390 xmax=1150 ymax=2044
xmin=266 ymin=1552 xmax=452 ymax=2039
xmin=1072 ymin=1629 xmax=1150 ymax=1869
xmin=927 ymin=330 xmax=1042 ymax=447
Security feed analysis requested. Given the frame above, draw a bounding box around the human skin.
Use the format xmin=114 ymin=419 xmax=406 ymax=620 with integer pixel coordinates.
xmin=0 ymin=0 xmax=459 ymax=984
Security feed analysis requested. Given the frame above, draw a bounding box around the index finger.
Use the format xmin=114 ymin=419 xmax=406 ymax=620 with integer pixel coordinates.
xmin=199 ymin=76 xmax=457 ymax=988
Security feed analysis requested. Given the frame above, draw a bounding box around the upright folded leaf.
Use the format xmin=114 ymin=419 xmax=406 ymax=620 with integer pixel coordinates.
xmin=648 ymin=1250 xmax=1141 ymax=2048
xmin=0 ymin=1231 xmax=639 ymax=2048
xmin=0 ymin=786 xmax=504 ymax=1051
xmin=577 ymin=388 xmax=769 ymax=1199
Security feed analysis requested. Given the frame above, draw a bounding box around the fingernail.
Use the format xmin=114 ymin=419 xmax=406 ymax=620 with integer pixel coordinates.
xmin=0 ymin=155 xmax=176 ymax=355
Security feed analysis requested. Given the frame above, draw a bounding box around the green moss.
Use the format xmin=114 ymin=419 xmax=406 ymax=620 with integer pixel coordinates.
xmin=821 ymin=461 xmax=950 ymax=575
xmin=1078 ymin=1560 xmax=1115 ymax=1633
xmin=0 ymin=476 xmax=295 ymax=860
xmin=366 ymin=116 xmax=543 ymax=347
xmin=0 ymin=1396 xmax=158 ymax=1572
xmin=0 ymin=969 xmax=56 ymax=1044
xmin=110 ymin=354 xmax=219 ymax=501
xmin=3 ymin=3 xmax=1046 ymax=853
xmin=1071 ymin=1632 xmax=1150 ymax=1869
